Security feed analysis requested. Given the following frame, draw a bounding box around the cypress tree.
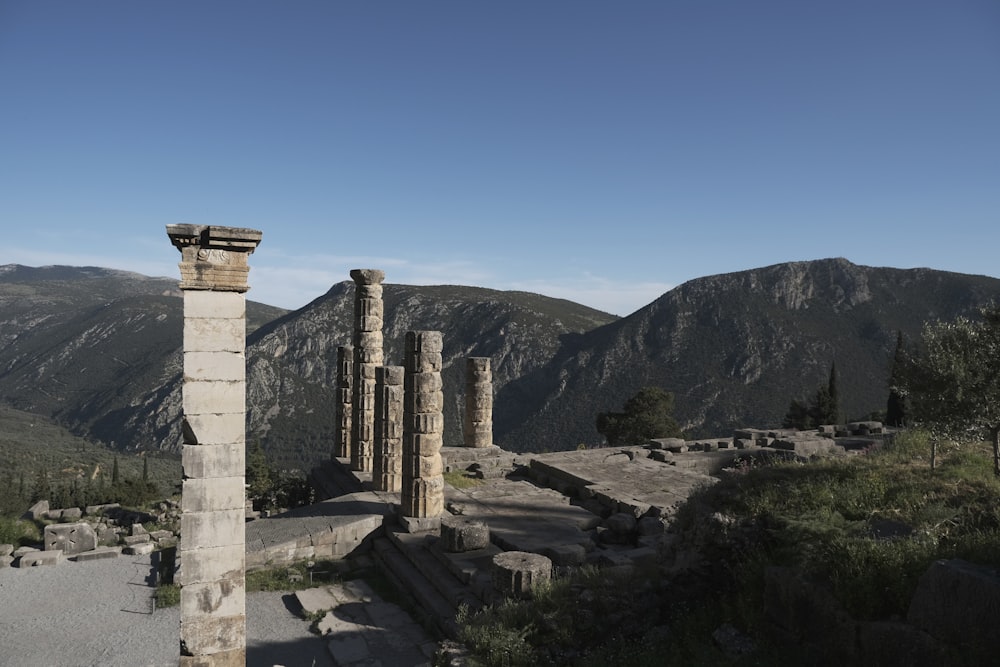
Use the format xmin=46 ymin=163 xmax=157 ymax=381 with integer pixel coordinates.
xmin=112 ymin=456 xmax=120 ymax=485
xmin=827 ymin=362 xmax=840 ymax=424
xmin=886 ymin=331 xmax=909 ymax=427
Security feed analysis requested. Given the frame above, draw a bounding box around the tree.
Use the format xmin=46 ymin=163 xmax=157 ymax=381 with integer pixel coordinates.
xmin=783 ymin=363 xmax=839 ymax=429
xmin=111 ymin=456 xmax=120 ymax=485
xmin=894 ymin=306 xmax=1000 ymax=476
xmin=886 ymin=331 xmax=909 ymax=427
xmin=782 ymin=398 xmax=811 ymax=430
xmin=827 ymin=362 xmax=840 ymax=424
xmin=596 ymin=386 xmax=682 ymax=446
xmin=246 ymin=440 xmax=275 ymax=509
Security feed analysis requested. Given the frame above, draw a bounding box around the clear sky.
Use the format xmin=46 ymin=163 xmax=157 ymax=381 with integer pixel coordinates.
xmin=1 ymin=1 xmax=998 ymax=316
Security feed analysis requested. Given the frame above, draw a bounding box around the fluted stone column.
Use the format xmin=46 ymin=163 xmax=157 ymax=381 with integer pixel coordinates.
xmin=373 ymin=365 xmax=405 ymax=492
xmin=401 ymin=331 xmax=445 ymax=523
xmin=333 ymin=345 xmax=353 ymax=459
xmin=350 ymin=269 xmax=385 ymax=472
xmin=167 ymin=224 xmax=261 ymax=667
xmin=463 ymin=357 xmax=494 ymax=448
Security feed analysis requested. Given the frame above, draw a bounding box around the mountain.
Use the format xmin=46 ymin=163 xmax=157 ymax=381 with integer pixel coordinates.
xmin=0 ymin=265 xmax=616 ymax=469
xmin=0 ymin=265 xmax=287 ymax=448
xmin=4 ymin=259 xmax=1000 ymax=467
xmin=499 ymin=258 xmax=1000 ymax=450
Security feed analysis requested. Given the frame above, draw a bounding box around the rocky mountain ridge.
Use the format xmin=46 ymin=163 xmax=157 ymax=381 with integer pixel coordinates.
xmin=3 ymin=259 xmax=1000 ymax=465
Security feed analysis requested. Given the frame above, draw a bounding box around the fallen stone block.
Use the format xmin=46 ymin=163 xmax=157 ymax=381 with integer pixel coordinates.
xmin=0 ymin=555 xmax=13 ymax=568
xmin=23 ymin=500 xmax=49 ymax=520
xmin=440 ymin=516 xmax=490 ymax=552
xmin=907 ymin=559 xmax=1000 ymax=654
xmin=73 ymin=547 xmax=122 ymax=561
xmin=19 ymin=549 xmax=63 ymax=567
xmin=44 ymin=522 xmax=98 ymax=555
xmin=123 ymin=534 xmax=151 ymax=545
xmin=492 ymin=551 xmax=551 ymax=599
xmin=0 ymin=543 xmax=12 ymax=557
xmin=124 ymin=542 xmax=155 ymax=556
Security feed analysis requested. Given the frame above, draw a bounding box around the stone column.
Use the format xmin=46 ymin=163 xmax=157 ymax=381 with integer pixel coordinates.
xmin=401 ymin=331 xmax=445 ymax=524
xmin=463 ymin=357 xmax=494 ymax=448
xmin=167 ymin=224 xmax=261 ymax=667
xmin=350 ymin=269 xmax=385 ymax=472
xmin=333 ymin=345 xmax=353 ymax=460
xmin=373 ymin=365 xmax=405 ymax=492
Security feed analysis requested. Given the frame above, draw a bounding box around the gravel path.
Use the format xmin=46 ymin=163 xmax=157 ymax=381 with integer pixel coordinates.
xmin=0 ymin=555 xmax=334 ymax=667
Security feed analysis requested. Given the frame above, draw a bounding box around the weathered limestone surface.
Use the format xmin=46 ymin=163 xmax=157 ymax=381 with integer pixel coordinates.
xmin=492 ymin=551 xmax=551 ymax=599
xmin=401 ymin=331 xmax=445 ymax=520
xmin=334 ymin=345 xmax=354 ymax=459
xmin=463 ymin=357 xmax=494 ymax=448
xmin=168 ymin=224 xmax=260 ymax=666
xmin=373 ymin=365 xmax=405 ymax=493
xmin=351 ymin=270 xmax=385 ymax=472
xmin=43 ymin=523 xmax=98 ymax=556
xmin=440 ymin=515 xmax=490 ymax=553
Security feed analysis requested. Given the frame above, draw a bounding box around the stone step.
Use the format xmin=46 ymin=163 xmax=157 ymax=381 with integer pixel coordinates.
xmin=371 ymin=536 xmax=458 ymax=638
xmin=385 ymin=528 xmax=483 ymax=613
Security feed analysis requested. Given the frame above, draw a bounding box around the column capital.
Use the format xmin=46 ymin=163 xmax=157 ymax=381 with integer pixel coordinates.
xmin=350 ymin=268 xmax=385 ymax=285
xmin=167 ymin=225 xmax=262 ymax=292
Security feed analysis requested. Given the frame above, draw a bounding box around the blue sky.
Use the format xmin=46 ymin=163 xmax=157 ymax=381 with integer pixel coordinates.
xmin=1 ymin=1 xmax=998 ymax=316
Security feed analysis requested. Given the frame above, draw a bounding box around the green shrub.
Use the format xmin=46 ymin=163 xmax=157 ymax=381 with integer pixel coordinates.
xmin=154 ymin=583 xmax=180 ymax=608
xmin=0 ymin=517 xmax=39 ymax=546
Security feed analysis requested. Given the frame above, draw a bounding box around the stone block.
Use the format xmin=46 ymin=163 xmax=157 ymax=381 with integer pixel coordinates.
xmin=605 ymin=513 xmax=637 ymax=535
xmin=181 ymin=577 xmax=246 ymax=619
xmin=183 ymin=380 xmax=245 ymax=416
xmin=184 ymin=351 xmax=245 ymax=382
xmin=406 ymin=330 xmax=443 ymax=353
xmin=183 ymin=290 xmax=246 ymax=319
xmin=0 ymin=555 xmax=13 ymax=568
xmin=124 ymin=534 xmax=151 ymax=545
xmin=23 ymin=500 xmax=49 ymax=520
xmin=180 ymin=613 xmax=246 ymax=656
xmin=403 ymin=454 xmax=444 ymax=478
xmin=181 ymin=509 xmax=245 ymax=549
xmin=405 ymin=389 xmax=444 ymax=412
xmin=540 ymin=543 xmax=587 ymax=566
xmin=183 ymin=317 xmax=245 ymax=353
xmin=907 ymin=559 xmax=1000 ymax=653
xmin=0 ymin=544 xmax=12 ymax=557
xmin=440 ymin=516 xmax=491 ymax=552
xmin=181 ymin=476 xmax=246 ymax=512
xmin=182 ymin=442 xmax=245 ymax=476
xmin=406 ymin=412 xmax=444 ymax=434
xmin=60 ymin=507 xmax=83 ymax=521
xmin=405 ymin=372 xmax=443 ymax=393
xmin=492 ymin=551 xmax=552 ymax=599
xmin=73 ymin=547 xmax=122 ymax=561
xmin=125 ymin=542 xmax=156 ymax=555
xmin=406 ymin=432 xmax=443 ymax=454
xmin=20 ymin=550 xmax=63 ymax=567
xmin=44 ymin=523 xmax=98 ymax=555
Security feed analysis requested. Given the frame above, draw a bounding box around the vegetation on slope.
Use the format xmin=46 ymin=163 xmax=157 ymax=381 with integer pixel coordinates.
xmin=456 ymin=432 xmax=1000 ymax=665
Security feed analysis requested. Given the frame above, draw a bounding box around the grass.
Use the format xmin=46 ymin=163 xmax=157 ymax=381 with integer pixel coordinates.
xmin=455 ymin=430 xmax=1000 ymax=665
xmin=443 ymin=470 xmax=485 ymax=490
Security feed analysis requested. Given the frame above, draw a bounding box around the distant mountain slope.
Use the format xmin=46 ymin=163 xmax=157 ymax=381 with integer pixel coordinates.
xmin=0 ymin=264 xmax=287 ymax=447
xmin=498 ymin=258 xmax=1000 ymax=451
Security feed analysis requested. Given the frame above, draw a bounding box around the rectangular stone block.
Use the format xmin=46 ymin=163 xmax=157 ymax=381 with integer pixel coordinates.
xmin=182 ymin=414 xmax=245 ymax=447
xmin=44 ymin=523 xmax=97 ymax=555
xmin=181 ymin=508 xmax=245 ymax=549
xmin=178 ymin=544 xmax=246 ymax=586
xmin=356 ymin=348 xmax=383 ymax=363
xmin=403 ymin=454 xmax=443 ymax=478
xmin=405 ymin=390 xmax=444 ymax=413
xmin=405 ymin=432 xmax=443 ymax=455
xmin=184 ymin=351 xmax=245 ymax=382
xmin=405 ymin=351 xmax=442 ymax=373
xmin=406 ymin=331 xmax=443 ymax=353
xmin=406 ymin=412 xmax=444 ymax=434
xmin=184 ymin=290 xmax=246 ymax=319
xmin=180 ymin=613 xmax=246 ymax=656
xmin=183 ymin=380 xmax=245 ymax=416
xmin=182 ymin=477 xmax=246 ymax=512
xmin=181 ymin=575 xmax=245 ymax=619
xmin=183 ymin=442 xmax=245 ymax=478
xmin=183 ymin=317 xmax=245 ymax=353
xmin=465 ymin=408 xmax=493 ymax=423
xmin=405 ymin=372 xmax=442 ymax=393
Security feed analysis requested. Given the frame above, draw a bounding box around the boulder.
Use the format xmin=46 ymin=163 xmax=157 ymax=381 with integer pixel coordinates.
xmin=907 ymin=559 xmax=1000 ymax=654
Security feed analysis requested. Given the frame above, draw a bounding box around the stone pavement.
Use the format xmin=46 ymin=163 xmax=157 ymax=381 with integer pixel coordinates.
xmin=296 ymin=579 xmax=437 ymax=667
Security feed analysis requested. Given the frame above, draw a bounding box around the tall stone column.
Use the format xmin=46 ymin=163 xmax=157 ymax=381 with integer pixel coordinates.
xmin=401 ymin=331 xmax=445 ymax=523
xmin=333 ymin=345 xmax=353 ymax=459
xmin=350 ymin=269 xmax=385 ymax=472
xmin=463 ymin=357 xmax=494 ymax=448
xmin=167 ymin=224 xmax=261 ymax=667
xmin=373 ymin=365 xmax=405 ymax=492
